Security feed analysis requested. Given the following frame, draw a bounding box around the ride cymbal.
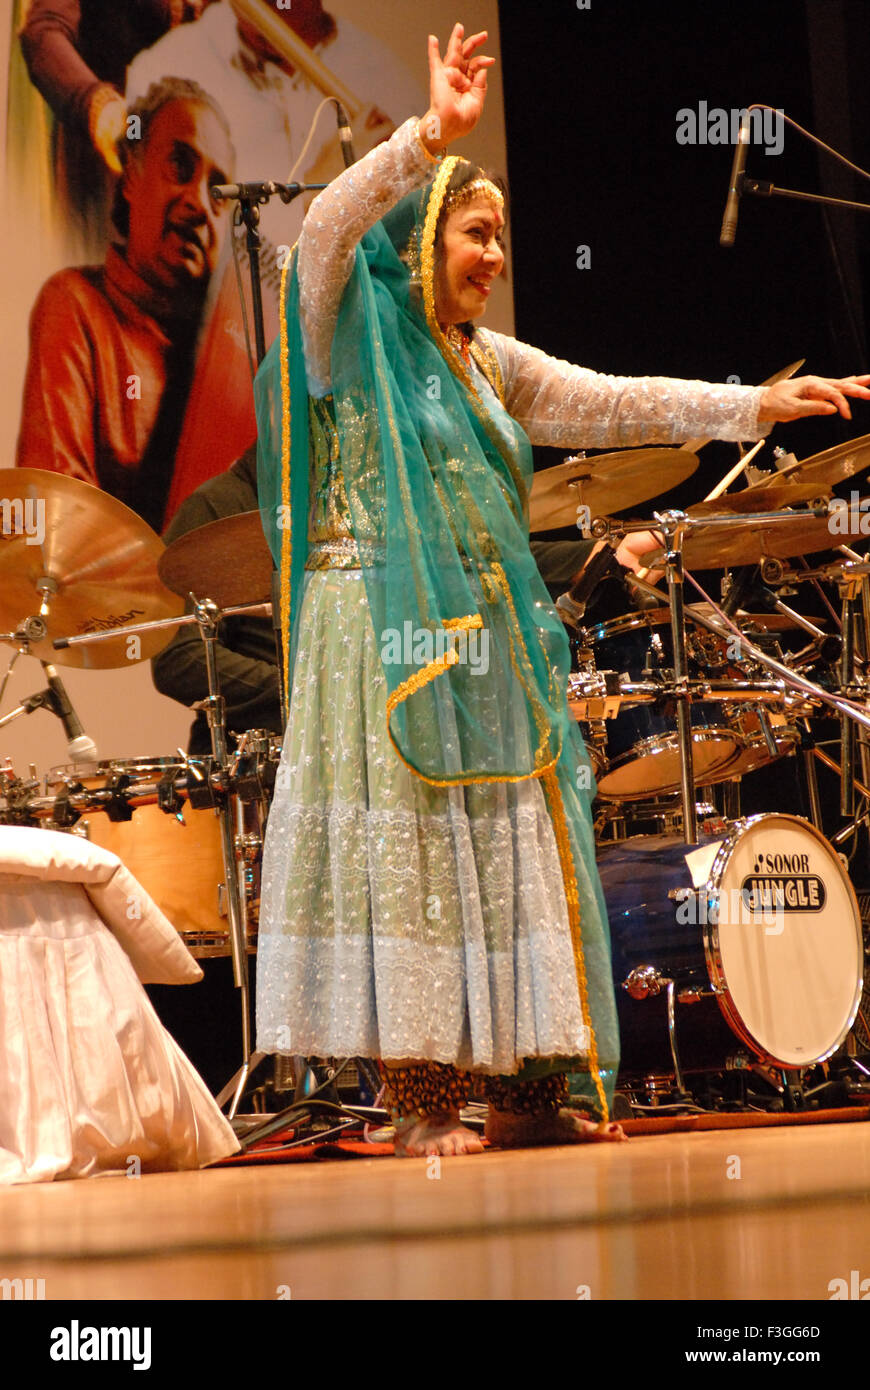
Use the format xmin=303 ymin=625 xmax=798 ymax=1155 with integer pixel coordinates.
xmin=529 ymin=448 xmax=699 ymax=531
xmin=159 ymin=510 xmax=274 ymax=608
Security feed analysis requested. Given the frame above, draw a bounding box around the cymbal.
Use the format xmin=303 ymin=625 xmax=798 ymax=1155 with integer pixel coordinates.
xmin=688 ymin=483 xmax=827 ymax=516
xmin=684 ymin=601 xmax=806 ymax=632
xmin=641 ymin=508 xmax=865 ymax=571
xmin=0 ymin=470 xmax=183 ymax=668
xmin=159 ymin=510 xmax=273 ymax=608
xmin=529 ymin=449 xmax=699 ymax=531
xmin=608 ymin=602 xmax=806 ymax=632
xmin=680 ymin=359 xmax=805 ymax=454
xmin=747 ymin=432 xmax=870 ymax=491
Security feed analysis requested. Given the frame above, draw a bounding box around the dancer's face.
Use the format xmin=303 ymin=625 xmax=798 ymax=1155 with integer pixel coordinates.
xmin=434 ymin=195 xmax=505 ymax=327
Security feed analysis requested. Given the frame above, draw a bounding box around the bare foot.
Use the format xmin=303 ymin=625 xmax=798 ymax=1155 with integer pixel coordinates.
xmin=485 ymin=1106 xmax=626 ymax=1150
xmin=393 ymin=1110 xmax=486 ymax=1157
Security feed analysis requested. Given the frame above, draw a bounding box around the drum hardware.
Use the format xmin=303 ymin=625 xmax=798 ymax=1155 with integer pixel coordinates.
xmin=47 ymin=598 xmax=276 ymax=1120
xmin=640 ymin=499 xmax=856 ymax=572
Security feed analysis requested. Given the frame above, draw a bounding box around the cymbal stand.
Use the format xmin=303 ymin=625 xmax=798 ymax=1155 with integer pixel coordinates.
xmin=653 ymin=510 xmax=699 ymax=844
xmin=51 ymin=601 xmax=274 ymax=1118
xmin=188 ymin=595 xmax=266 ymax=1118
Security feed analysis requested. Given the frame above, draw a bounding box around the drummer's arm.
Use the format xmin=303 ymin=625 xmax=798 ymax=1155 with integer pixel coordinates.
xmin=296 ymin=118 xmax=439 ymax=395
xmin=483 ymin=333 xmax=768 ymax=447
xmin=151 ymin=619 xmax=281 ymax=731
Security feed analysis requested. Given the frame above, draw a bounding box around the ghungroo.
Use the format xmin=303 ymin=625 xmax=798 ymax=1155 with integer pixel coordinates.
xmin=380 ymin=1061 xmax=471 ymax=1118
xmin=483 ymin=1072 xmax=569 ymax=1116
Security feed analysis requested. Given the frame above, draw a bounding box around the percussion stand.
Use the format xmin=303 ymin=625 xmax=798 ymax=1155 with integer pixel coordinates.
xmin=51 ymin=603 xmax=276 ymax=1118
xmin=188 ymin=595 xmax=267 ymax=1118
xmin=653 ymin=510 xmax=699 ymax=845
xmin=838 ymin=574 xmax=863 ymax=820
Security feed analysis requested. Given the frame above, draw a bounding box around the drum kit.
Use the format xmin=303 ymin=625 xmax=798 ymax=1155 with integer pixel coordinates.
xmin=532 ymin=380 xmax=870 ymax=1109
xmin=0 ymin=470 xmax=278 ymax=1115
xmin=3 ymin=390 xmax=870 ymax=1116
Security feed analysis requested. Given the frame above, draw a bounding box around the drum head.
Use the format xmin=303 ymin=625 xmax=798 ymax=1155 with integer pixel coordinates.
xmin=707 ymin=815 xmax=864 ymax=1067
xmin=597 ymin=729 xmax=739 ymax=801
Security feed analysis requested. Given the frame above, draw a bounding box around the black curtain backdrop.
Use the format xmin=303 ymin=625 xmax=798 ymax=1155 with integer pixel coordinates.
xmin=498 ymin=0 xmax=870 ymax=861
xmin=498 ymin=0 xmax=870 ymax=498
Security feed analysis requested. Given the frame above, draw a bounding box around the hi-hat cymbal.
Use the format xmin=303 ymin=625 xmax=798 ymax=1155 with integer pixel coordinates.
xmin=159 ymin=510 xmax=273 ymax=608
xmin=529 ymin=448 xmax=699 ymax=531
xmin=687 ymin=483 xmax=827 ymax=516
xmin=0 ymin=470 xmax=183 ymax=668
xmin=747 ymin=433 xmax=870 ymax=491
xmin=640 ymin=508 xmax=865 ymax=571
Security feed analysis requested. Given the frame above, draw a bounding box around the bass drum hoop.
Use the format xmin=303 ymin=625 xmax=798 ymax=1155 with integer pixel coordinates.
xmin=701 ymin=813 xmax=864 ymax=1067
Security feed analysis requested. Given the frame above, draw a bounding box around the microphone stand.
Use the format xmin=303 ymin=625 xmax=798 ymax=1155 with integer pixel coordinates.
xmin=211 ymin=179 xmax=328 ymax=368
xmin=740 ymin=177 xmax=870 ymax=221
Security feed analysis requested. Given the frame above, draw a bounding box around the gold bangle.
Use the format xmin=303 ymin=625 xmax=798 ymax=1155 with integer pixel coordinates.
xmin=415 ymin=117 xmax=444 ymax=164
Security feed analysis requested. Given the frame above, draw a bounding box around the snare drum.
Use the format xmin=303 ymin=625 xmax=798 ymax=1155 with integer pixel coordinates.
xmin=578 ymin=611 xmax=742 ymax=801
xmin=46 ymin=758 xmax=259 ymax=958
xmin=597 ymin=813 xmax=864 ymax=1080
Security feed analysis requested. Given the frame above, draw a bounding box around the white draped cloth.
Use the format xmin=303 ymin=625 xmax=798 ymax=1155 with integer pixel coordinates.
xmin=0 ymin=827 xmax=239 ymax=1183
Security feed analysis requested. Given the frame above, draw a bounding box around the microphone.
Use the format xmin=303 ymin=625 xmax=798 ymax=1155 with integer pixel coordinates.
xmin=719 ymin=112 xmax=751 ymax=247
xmin=211 ymin=180 xmax=309 ymax=203
xmin=336 ymin=102 xmax=356 ymax=168
xmin=556 ymin=543 xmax=620 ymax=629
xmin=41 ymin=663 xmax=98 ymax=762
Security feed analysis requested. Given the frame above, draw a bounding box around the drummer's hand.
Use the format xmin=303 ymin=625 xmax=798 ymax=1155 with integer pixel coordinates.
xmin=421 ymin=23 xmax=495 ymax=151
xmin=758 ymin=374 xmax=870 ymax=423
xmin=614 ymin=529 xmax=663 ymax=580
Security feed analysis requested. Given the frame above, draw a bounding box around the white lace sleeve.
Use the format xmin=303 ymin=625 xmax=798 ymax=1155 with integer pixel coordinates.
xmin=482 ymin=331 xmax=769 ymax=447
xmin=297 ymin=117 xmax=437 ymax=396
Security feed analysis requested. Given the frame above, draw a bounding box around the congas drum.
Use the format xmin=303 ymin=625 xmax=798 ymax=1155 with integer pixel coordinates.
xmin=597 ymin=814 xmax=864 ymax=1080
xmin=45 ymin=758 xmax=259 ymax=958
xmin=576 ymin=610 xmax=742 ymax=801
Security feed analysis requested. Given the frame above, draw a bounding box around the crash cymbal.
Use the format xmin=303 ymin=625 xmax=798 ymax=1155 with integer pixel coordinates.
xmin=688 ymin=483 xmax=827 ymax=516
xmin=680 ymin=360 xmax=805 ymax=454
xmin=685 ymin=601 xmax=807 ymax=631
xmin=640 ymin=508 xmax=865 ymax=571
xmin=529 ymin=449 xmax=699 ymax=531
xmin=0 ymin=470 xmax=183 ymax=668
xmin=604 ymin=601 xmax=807 ymax=632
xmin=159 ymin=510 xmax=273 ymax=608
xmin=748 ymin=433 xmax=870 ymax=491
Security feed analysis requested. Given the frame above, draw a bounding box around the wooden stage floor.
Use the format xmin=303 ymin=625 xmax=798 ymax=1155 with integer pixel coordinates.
xmin=2 ymin=1117 xmax=870 ymax=1302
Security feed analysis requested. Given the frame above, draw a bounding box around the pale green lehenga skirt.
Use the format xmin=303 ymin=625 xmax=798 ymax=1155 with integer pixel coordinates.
xmin=255 ymin=568 xmax=593 ymax=1076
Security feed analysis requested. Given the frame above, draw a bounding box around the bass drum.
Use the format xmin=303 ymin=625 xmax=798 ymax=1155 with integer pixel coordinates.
xmin=597 ymin=814 xmax=864 ymax=1080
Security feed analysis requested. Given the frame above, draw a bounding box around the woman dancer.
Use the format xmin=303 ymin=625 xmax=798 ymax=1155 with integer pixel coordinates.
xmin=255 ymin=23 xmax=870 ymax=1157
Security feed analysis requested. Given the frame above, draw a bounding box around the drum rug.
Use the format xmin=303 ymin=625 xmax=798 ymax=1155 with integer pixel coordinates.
xmin=212 ymin=1106 xmax=870 ymax=1164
